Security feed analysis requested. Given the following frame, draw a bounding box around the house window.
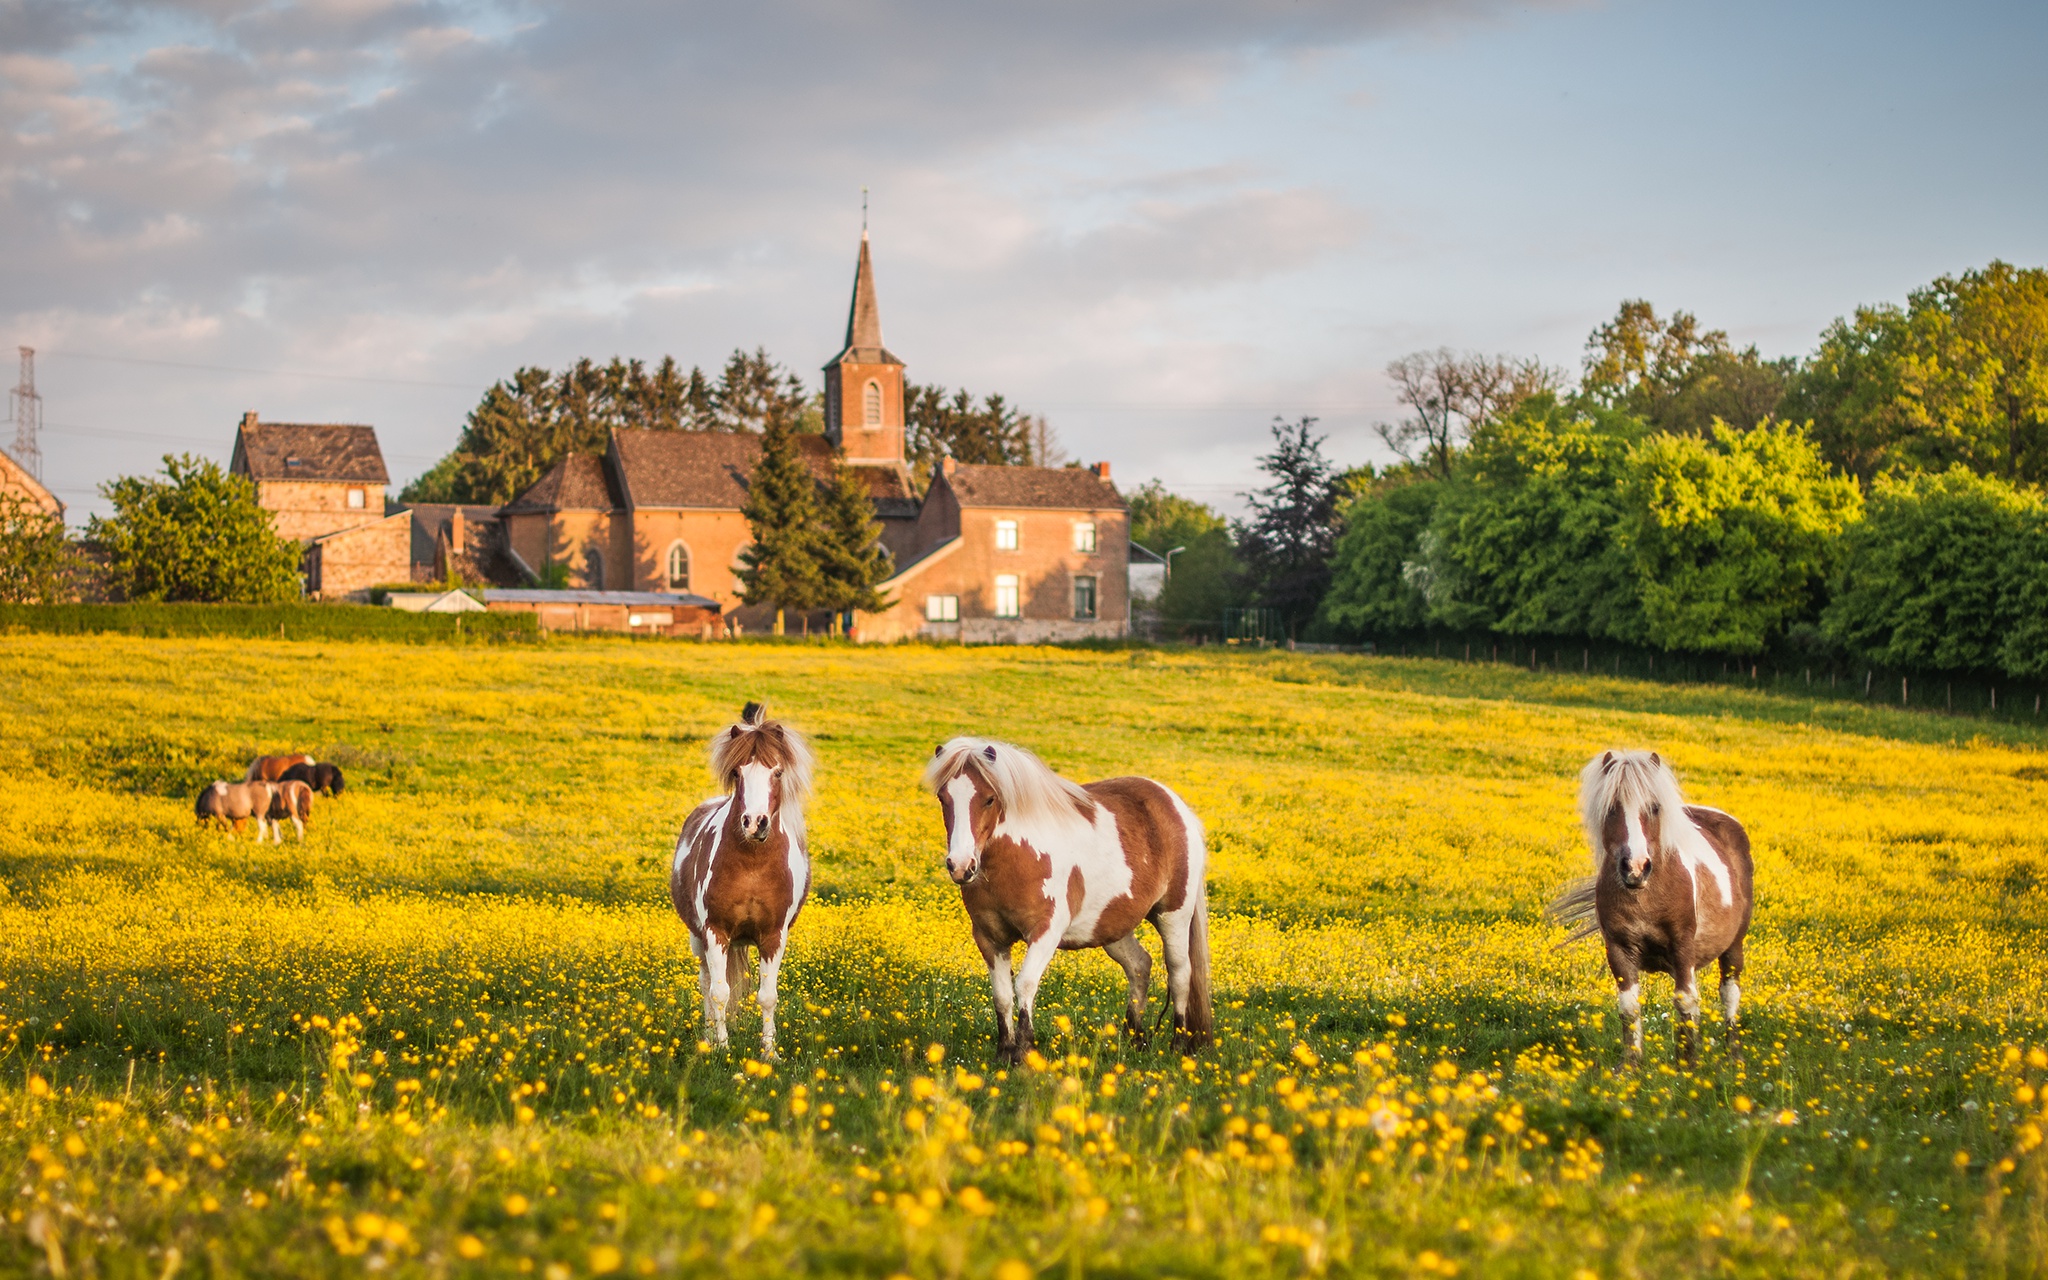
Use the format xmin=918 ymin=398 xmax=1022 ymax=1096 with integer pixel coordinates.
xmin=995 ymin=519 xmax=1019 ymax=551
xmin=346 ymin=488 xmax=366 ymax=510
xmin=864 ymin=380 xmax=883 ymax=427
xmin=666 ymin=542 xmax=690 ymax=590
xmin=1073 ymin=521 xmax=1097 ymax=553
xmin=583 ymin=547 xmax=604 ymax=589
xmin=1073 ymin=575 xmax=1097 ymax=620
xmin=994 ymin=575 xmax=1020 ymax=619
xmin=925 ymin=594 xmax=959 ymax=622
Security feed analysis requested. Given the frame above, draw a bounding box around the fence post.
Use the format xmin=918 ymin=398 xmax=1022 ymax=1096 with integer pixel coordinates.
xmin=1901 ymin=676 xmax=1908 ymax=706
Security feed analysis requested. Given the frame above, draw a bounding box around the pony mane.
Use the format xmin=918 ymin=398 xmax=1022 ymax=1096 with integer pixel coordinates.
xmin=707 ymin=702 xmax=817 ymax=834
xmin=922 ymin=736 xmax=1097 ymax=833
xmin=1547 ymin=749 xmax=1691 ymax=945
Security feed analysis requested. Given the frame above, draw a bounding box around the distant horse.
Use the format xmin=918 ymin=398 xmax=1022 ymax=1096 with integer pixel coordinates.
xmin=196 ymin=780 xmax=281 ymax=841
xmin=1547 ymin=750 xmax=1754 ymax=1066
xmin=924 ymin=738 xmax=1213 ymax=1064
xmin=267 ymin=779 xmax=314 ymax=841
xmin=246 ymin=754 xmax=315 ymax=783
xmin=280 ymin=762 xmax=345 ymax=796
xmin=669 ymin=702 xmax=815 ymax=1056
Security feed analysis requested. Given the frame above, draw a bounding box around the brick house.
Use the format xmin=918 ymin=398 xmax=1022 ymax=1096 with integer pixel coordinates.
xmin=0 ymin=448 xmax=62 ymax=518
xmin=495 ymin=230 xmax=1128 ymax=642
xmin=229 ymin=414 xmax=410 ymax=600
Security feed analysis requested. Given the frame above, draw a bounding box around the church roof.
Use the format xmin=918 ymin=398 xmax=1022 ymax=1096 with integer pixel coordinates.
xmin=232 ymin=420 xmax=389 ymax=484
xmin=942 ymin=462 xmax=1125 ymax=511
xmin=500 ymin=453 xmax=618 ymax=513
xmin=824 ymin=231 xmax=901 ymax=368
xmin=608 ymin=429 xmax=837 ymax=509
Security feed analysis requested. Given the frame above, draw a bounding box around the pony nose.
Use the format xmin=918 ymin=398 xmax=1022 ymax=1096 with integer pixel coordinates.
xmin=947 ymin=856 xmax=975 ymax=885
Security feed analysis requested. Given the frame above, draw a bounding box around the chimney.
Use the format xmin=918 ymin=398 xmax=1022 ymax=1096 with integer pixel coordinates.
xmin=241 ymin=412 xmax=258 ymax=430
xmin=449 ymin=508 xmax=466 ymax=555
xmin=1092 ymin=461 xmax=1111 ymax=480
xmin=940 ymin=457 xmax=957 ymax=477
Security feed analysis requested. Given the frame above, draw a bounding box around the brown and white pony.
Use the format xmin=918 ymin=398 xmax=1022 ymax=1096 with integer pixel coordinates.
xmin=1548 ymin=750 xmax=1754 ymax=1066
xmin=280 ymin=761 xmax=345 ymax=796
xmin=196 ymin=780 xmax=280 ymax=840
xmin=668 ymin=702 xmax=815 ymax=1056
xmin=246 ymin=754 xmax=314 ymax=783
xmin=924 ymin=738 xmax=1213 ymax=1063
xmin=267 ymin=779 xmax=314 ymax=841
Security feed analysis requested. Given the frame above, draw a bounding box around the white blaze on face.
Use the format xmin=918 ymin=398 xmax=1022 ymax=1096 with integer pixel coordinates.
xmin=737 ymin=762 xmax=775 ymax=839
xmin=943 ymin=775 xmax=981 ymax=880
xmin=1620 ymin=807 xmax=1652 ymax=879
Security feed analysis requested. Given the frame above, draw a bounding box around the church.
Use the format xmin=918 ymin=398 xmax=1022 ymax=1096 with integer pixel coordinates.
xmin=497 ymin=231 xmax=1131 ymax=642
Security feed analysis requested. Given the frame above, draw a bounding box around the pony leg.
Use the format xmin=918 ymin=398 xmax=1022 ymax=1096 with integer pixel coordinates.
xmin=974 ymin=931 xmax=1018 ymax=1059
xmin=1102 ymin=933 xmax=1152 ymax=1046
xmin=1157 ymin=906 xmax=1199 ymax=1044
xmin=1719 ymin=941 xmax=1745 ymax=1066
xmin=1007 ymin=926 xmax=1065 ymax=1066
xmin=1605 ymin=940 xmax=1643 ymax=1066
xmin=702 ymin=936 xmax=732 ymax=1048
xmin=1672 ymin=960 xmax=1701 ymax=1069
xmin=756 ymin=945 xmax=784 ymax=1059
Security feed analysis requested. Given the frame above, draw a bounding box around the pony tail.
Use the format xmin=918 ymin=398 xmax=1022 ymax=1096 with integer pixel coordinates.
xmin=1544 ymin=875 xmax=1600 ymax=947
xmin=1183 ymin=892 xmax=1215 ymax=1047
xmin=741 ymin=701 xmax=766 ymax=726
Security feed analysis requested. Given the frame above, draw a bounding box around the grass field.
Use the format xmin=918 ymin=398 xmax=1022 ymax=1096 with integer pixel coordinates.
xmin=2 ymin=636 xmax=2045 ymax=1278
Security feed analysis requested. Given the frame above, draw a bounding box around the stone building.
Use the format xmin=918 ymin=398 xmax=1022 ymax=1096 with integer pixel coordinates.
xmin=496 ymin=230 xmax=1128 ymax=641
xmin=0 ymin=448 xmax=62 ymax=518
xmin=229 ymin=414 xmax=410 ymax=600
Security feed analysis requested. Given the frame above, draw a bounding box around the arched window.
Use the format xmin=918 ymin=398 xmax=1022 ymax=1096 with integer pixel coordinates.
xmin=863 ymin=379 xmax=883 ymax=427
xmin=666 ymin=541 xmax=690 ymax=590
xmin=583 ymin=547 xmax=604 ymax=589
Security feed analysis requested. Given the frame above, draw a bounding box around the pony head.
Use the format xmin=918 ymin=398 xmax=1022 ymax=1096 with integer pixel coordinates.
xmin=709 ymin=701 xmax=815 ymax=844
xmin=923 ymin=737 xmax=1095 ymax=884
xmin=1579 ymin=749 xmax=1688 ymax=890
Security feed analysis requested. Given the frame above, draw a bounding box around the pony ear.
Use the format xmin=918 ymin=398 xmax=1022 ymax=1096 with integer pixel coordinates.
xmin=934 ymin=744 xmax=945 ymax=757
xmin=982 ymin=745 xmax=998 ymax=762
xmin=1649 ymin=751 xmax=1661 ymax=767
xmin=1599 ymin=751 xmax=1616 ymax=775
xmin=741 ymin=701 xmax=766 ymax=726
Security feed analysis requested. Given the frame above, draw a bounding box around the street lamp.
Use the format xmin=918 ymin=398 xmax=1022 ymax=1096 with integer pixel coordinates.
xmin=1163 ymin=545 xmax=1187 ymax=582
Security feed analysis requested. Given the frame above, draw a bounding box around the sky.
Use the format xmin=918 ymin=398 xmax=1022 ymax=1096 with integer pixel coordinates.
xmin=4 ymin=0 xmax=2045 ymax=523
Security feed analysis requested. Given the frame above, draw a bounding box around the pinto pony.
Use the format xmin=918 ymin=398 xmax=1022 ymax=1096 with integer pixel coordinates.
xmin=668 ymin=702 xmax=815 ymax=1056
xmin=196 ymin=780 xmax=280 ymax=841
xmin=267 ymin=779 xmax=314 ymax=841
xmin=246 ymin=754 xmax=314 ymax=783
xmin=924 ymin=738 xmax=1213 ymax=1063
xmin=1547 ymin=750 xmax=1754 ymax=1066
xmin=280 ymin=762 xmax=345 ymax=796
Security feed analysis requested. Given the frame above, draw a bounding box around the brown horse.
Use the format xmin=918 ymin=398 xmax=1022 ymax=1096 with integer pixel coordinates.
xmin=246 ymin=754 xmax=315 ymax=783
xmin=280 ymin=762 xmax=345 ymax=796
xmin=668 ymin=702 xmax=815 ymax=1056
xmin=196 ymin=780 xmax=281 ymax=841
xmin=1548 ymin=750 xmax=1754 ymax=1066
xmin=267 ymin=779 xmax=314 ymax=841
xmin=925 ymin=737 xmax=1213 ymax=1064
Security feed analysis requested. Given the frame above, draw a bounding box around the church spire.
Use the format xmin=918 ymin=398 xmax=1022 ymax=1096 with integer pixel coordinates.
xmin=844 ymin=230 xmax=884 ymax=353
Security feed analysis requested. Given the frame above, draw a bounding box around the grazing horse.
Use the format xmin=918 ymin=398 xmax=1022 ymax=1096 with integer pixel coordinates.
xmin=196 ymin=780 xmax=281 ymax=841
xmin=267 ymin=779 xmax=314 ymax=841
xmin=246 ymin=754 xmax=315 ymax=783
xmin=924 ymin=738 xmax=1213 ymax=1064
xmin=280 ymin=762 xmax=346 ymax=796
xmin=668 ymin=702 xmax=815 ymax=1056
xmin=1547 ymin=750 xmax=1754 ymax=1066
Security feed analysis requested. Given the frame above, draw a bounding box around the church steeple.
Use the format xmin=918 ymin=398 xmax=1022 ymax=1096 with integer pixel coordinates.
xmin=823 ymin=226 xmax=906 ymax=464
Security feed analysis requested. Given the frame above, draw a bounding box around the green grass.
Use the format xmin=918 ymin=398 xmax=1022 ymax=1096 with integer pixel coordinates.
xmin=0 ymin=602 xmax=538 ymax=642
xmin=0 ymin=637 xmax=2043 ymax=1278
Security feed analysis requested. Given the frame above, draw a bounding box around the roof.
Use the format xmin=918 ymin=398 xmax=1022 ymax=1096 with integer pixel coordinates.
xmin=483 ymin=588 xmax=720 ymax=609
xmin=0 ymin=448 xmax=62 ymax=518
xmin=608 ymin=429 xmax=836 ymax=509
xmin=500 ymin=454 xmax=619 ymax=513
xmin=942 ymin=462 xmax=1125 ymax=511
xmin=233 ymin=420 xmax=389 ymax=484
xmin=824 ymin=231 xmax=901 ymax=368
xmin=1129 ymin=541 xmax=1167 ymax=566
xmin=848 ymin=462 xmax=919 ymax=520
xmin=395 ymin=503 xmax=500 ymax=566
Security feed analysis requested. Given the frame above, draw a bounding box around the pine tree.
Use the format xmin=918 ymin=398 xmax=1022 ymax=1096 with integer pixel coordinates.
xmin=816 ymin=460 xmax=895 ymax=622
xmin=737 ymin=406 xmax=826 ymax=633
xmin=1233 ymin=416 xmax=1344 ymax=639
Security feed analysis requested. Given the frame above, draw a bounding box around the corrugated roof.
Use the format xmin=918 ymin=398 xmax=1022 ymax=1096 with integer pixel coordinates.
xmin=500 ymin=454 xmax=618 ymax=513
xmin=483 ymin=589 xmax=719 ymax=608
xmin=609 ymin=429 xmax=836 ymax=509
xmin=943 ymin=463 xmax=1125 ymax=511
xmin=234 ymin=421 xmax=389 ymax=484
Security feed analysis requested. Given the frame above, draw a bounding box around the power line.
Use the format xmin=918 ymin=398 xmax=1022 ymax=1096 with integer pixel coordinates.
xmin=40 ymin=349 xmax=480 ymax=391
xmin=8 ymin=347 xmax=42 ymax=480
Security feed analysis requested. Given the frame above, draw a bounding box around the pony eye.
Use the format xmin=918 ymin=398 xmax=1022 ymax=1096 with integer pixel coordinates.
xmin=1649 ymin=802 xmax=1661 ymax=815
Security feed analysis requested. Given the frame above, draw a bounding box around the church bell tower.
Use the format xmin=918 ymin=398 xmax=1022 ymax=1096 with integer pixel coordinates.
xmin=822 ymin=230 xmax=906 ymax=466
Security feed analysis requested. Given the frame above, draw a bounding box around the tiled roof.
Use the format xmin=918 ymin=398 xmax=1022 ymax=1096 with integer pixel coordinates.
xmin=849 ymin=463 xmax=919 ymax=520
xmin=501 ymin=454 xmax=618 ymax=513
xmin=483 ymin=588 xmax=719 ymax=608
xmin=234 ymin=422 xmax=389 ymax=484
xmin=396 ymin=503 xmax=501 ymax=567
xmin=824 ymin=232 xmax=902 ymax=368
xmin=944 ymin=463 xmax=1125 ymax=511
xmin=609 ymin=429 xmax=836 ymax=509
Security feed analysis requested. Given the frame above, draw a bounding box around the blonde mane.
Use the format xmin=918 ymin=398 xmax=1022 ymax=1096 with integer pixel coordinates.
xmin=1576 ymin=749 xmax=1690 ymax=863
xmin=923 ymin=736 xmax=1097 ymax=835
xmin=708 ymin=702 xmax=816 ymax=836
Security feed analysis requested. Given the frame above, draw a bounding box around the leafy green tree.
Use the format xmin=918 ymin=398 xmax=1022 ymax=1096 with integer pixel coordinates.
xmin=815 ymin=460 xmax=894 ymax=617
xmin=1125 ymin=481 xmax=1243 ymax=630
xmin=88 ymin=455 xmax=303 ymax=603
xmin=1822 ymin=467 xmax=2033 ymax=674
xmin=0 ymin=494 xmax=82 ymax=603
xmin=1127 ymin=480 xmax=1225 ymax=555
xmin=1620 ymin=421 xmax=1860 ymax=654
xmin=1580 ymin=299 xmax=1792 ymax=436
xmin=1779 ymin=304 xmax=1912 ymax=481
xmin=737 ymin=408 xmax=826 ymax=633
xmin=1319 ymin=476 xmax=1442 ymax=634
xmin=1234 ymin=417 xmax=1344 ymax=638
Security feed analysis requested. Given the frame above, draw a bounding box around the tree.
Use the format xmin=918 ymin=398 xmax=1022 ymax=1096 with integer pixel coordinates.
xmin=905 ymin=383 xmax=1034 ymax=477
xmin=1822 ymin=467 xmax=2033 ymax=675
xmin=88 ymin=455 xmax=303 ymax=603
xmin=1233 ymin=417 xmax=1345 ymax=637
xmin=712 ymin=348 xmax=811 ymax=434
xmin=1376 ymin=349 xmax=1561 ymax=479
xmin=736 ymin=408 xmax=826 ymax=633
xmin=1620 ymin=421 xmax=1861 ymax=654
xmin=1580 ymin=300 xmax=1793 ymax=436
xmin=1319 ymin=476 xmax=1442 ymax=635
xmin=1126 ymin=481 xmax=1243 ymax=630
xmin=0 ymin=494 xmax=81 ymax=603
xmin=814 ymin=460 xmax=895 ymax=619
